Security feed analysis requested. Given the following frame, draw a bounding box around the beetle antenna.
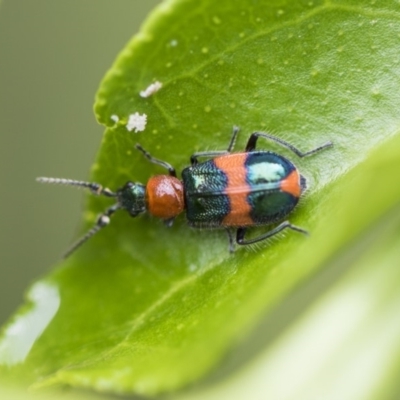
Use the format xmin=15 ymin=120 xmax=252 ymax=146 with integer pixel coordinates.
xmin=62 ymin=204 xmax=120 ymax=258
xmin=36 ymin=177 xmax=116 ymax=197
xmin=37 ymin=177 xmax=120 ymax=257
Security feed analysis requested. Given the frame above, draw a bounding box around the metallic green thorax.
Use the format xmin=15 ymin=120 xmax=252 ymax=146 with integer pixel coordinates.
xmin=117 ymin=182 xmax=146 ymax=217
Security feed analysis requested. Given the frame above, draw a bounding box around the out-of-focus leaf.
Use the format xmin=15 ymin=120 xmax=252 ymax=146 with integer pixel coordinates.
xmin=1 ymin=0 xmax=400 ymax=396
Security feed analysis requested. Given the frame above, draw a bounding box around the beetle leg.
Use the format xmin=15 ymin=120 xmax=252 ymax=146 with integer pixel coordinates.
xmin=225 ymin=228 xmax=235 ymax=253
xmin=245 ymin=132 xmax=333 ymax=157
xmin=135 ymin=144 xmax=177 ymax=177
xmin=236 ymin=221 xmax=308 ymax=246
xmin=226 ymin=125 xmax=240 ymax=152
xmin=163 ymin=217 xmax=175 ymax=227
xmin=190 ymin=126 xmax=241 ymax=165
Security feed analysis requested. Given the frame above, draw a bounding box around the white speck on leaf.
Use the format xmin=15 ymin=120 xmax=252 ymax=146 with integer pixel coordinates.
xmin=140 ymin=81 xmax=163 ymax=98
xmin=126 ymin=112 xmax=147 ymax=133
xmin=110 ymin=114 xmax=119 ymax=123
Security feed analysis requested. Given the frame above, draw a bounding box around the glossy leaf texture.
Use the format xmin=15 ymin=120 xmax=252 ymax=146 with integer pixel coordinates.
xmin=1 ymin=0 xmax=400 ymax=397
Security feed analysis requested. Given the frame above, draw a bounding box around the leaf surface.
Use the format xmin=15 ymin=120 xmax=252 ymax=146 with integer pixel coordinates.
xmin=1 ymin=0 xmax=400 ymax=396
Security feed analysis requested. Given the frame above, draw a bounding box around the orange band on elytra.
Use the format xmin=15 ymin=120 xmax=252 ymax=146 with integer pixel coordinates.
xmin=214 ymin=154 xmax=254 ymax=226
xmin=280 ymin=169 xmax=301 ymax=197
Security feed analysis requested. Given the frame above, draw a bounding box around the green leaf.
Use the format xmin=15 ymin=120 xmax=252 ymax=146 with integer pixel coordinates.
xmin=1 ymin=0 xmax=400 ymax=397
xmin=177 ymin=188 xmax=400 ymax=400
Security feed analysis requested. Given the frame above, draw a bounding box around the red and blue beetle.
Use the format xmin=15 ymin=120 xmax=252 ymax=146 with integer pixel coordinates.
xmin=37 ymin=127 xmax=332 ymax=257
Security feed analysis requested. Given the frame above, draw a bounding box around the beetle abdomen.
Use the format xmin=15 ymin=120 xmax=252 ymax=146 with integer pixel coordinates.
xmin=182 ymin=151 xmax=303 ymax=228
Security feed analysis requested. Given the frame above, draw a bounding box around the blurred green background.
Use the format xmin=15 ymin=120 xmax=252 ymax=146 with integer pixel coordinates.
xmin=0 ymin=0 xmax=160 ymax=326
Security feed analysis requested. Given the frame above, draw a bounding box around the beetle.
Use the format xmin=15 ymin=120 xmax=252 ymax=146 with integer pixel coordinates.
xmin=37 ymin=127 xmax=332 ymax=257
